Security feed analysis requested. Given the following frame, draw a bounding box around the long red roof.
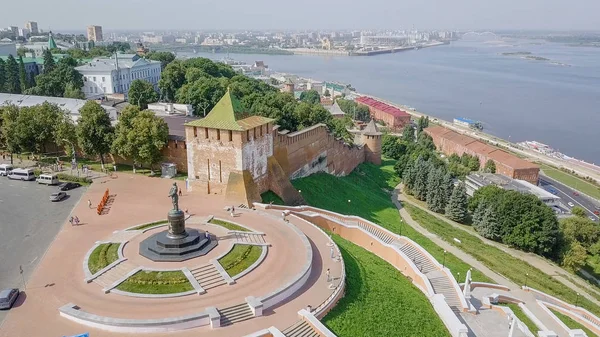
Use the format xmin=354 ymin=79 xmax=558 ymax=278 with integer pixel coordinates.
xmin=355 ymin=96 xmax=411 ymax=118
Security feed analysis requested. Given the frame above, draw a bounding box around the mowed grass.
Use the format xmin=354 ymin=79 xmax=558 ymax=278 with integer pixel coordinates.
xmin=540 ymin=164 xmax=600 ymax=200
xmin=209 ymin=218 xmax=251 ymax=232
xmin=88 ymin=243 xmax=119 ymax=274
xmin=403 ymin=203 xmax=600 ymax=316
xmin=550 ymin=309 xmax=596 ymax=337
xmin=116 ymin=270 xmax=194 ymax=294
xmin=291 ymin=160 xmax=492 ymax=283
xmin=498 ymin=303 xmax=539 ymax=334
xmin=128 ymin=220 xmax=168 ymax=231
xmin=218 ymin=244 xmax=263 ymax=277
xmin=322 ymin=234 xmax=451 ymax=337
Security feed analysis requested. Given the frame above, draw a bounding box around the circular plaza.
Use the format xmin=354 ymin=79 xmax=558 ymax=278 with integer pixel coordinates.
xmin=0 ymin=174 xmax=344 ymax=337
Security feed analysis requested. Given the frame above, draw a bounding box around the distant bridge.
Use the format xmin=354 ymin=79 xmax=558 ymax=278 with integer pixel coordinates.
xmin=461 ymin=31 xmax=501 ymax=41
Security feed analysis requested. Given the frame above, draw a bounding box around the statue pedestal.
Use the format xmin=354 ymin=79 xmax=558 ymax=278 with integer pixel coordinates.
xmin=167 ymin=209 xmax=187 ymax=240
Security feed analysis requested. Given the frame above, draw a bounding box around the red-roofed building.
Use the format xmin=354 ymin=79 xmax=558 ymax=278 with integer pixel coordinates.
xmin=355 ymin=96 xmax=411 ymax=130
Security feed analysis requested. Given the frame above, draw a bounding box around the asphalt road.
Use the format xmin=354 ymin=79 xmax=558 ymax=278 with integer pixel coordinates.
xmin=0 ymin=178 xmax=84 ymax=323
xmin=539 ymin=174 xmax=600 ymax=221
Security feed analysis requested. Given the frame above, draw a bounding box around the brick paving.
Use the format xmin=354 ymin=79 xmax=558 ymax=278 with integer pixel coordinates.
xmin=0 ymin=174 xmax=342 ymax=337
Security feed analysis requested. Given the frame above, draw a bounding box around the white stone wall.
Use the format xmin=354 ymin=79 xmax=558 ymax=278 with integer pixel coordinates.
xmin=242 ymin=131 xmax=272 ymax=180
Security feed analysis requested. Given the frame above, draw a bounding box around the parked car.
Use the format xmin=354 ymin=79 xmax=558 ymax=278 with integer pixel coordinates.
xmin=594 ymin=210 xmax=600 ymax=216
xmin=58 ymin=182 xmax=81 ymax=191
xmin=36 ymin=174 xmax=59 ymax=185
xmin=568 ymin=202 xmax=575 ymax=207
xmin=49 ymin=192 xmax=67 ymax=202
xmin=7 ymin=168 xmax=35 ymax=181
xmin=0 ymin=288 xmax=19 ymax=310
xmin=0 ymin=164 xmax=13 ymax=176
xmin=546 ymin=187 xmax=558 ymax=195
xmin=573 ymin=192 xmax=580 ymax=196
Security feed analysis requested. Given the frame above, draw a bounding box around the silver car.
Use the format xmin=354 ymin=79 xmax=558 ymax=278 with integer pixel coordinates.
xmin=50 ymin=191 xmax=67 ymax=202
xmin=0 ymin=288 xmax=19 ymax=310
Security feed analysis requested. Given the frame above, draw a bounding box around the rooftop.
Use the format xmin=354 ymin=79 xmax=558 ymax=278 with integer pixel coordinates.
xmin=466 ymin=173 xmax=558 ymax=200
xmin=355 ymin=96 xmax=411 ymax=118
xmin=184 ymin=89 xmax=274 ymax=131
xmin=75 ymin=54 xmax=158 ymax=72
xmin=363 ymin=119 xmax=382 ymax=135
xmin=324 ymin=101 xmax=346 ymax=117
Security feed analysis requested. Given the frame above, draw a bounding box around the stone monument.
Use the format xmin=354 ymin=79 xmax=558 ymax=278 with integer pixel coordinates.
xmin=139 ymin=183 xmax=217 ymax=262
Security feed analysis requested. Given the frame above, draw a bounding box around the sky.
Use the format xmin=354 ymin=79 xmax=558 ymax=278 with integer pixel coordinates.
xmin=1 ymin=0 xmax=599 ymax=32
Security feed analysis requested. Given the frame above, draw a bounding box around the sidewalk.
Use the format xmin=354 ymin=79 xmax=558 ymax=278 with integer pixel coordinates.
xmin=391 ymin=186 xmax=569 ymax=336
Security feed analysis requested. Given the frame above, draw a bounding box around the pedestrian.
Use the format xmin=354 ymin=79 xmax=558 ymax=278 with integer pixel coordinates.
xmin=74 ymin=216 xmax=80 ymax=225
xmin=330 ymin=246 xmax=335 ymax=259
xmin=88 ymin=199 xmax=92 ymax=209
xmin=282 ymin=211 xmax=286 ymax=221
xmin=178 ymin=186 xmax=182 ymax=197
xmin=185 ymin=208 xmax=189 ymax=215
xmin=326 ymin=268 xmax=331 ymax=282
xmin=205 ymin=231 xmax=210 ymax=240
xmin=230 ymin=206 xmax=235 ymax=217
xmin=69 ymin=216 xmax=74 ymax=226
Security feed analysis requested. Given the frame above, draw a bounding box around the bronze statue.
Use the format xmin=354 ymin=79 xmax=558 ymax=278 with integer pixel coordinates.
xmin=168 ymin=183 xmax=179 ymax=211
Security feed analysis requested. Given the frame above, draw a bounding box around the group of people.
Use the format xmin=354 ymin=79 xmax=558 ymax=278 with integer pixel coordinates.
xmin=69 ymin=216 xmax=81 ymax=226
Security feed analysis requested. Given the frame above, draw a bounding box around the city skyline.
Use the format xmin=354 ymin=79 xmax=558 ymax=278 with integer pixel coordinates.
xmin=1 ymin=0 xmax=600 ymax=31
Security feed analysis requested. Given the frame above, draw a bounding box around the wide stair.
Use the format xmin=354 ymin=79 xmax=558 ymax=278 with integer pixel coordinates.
xmin=190 ymin=263 xmax=226 ymax=290
xmin=427 ymin=270 xmax=462 ymax=313
xmin=232 ymin=232 xmax=267 ymax=245
xmin=282 ymin=320 xmax=321 ymax=337
xmin=219 ymin=303 xmax=253 ymax=326
xmin=93 ymin=260 xmax=137 ymax=289
xmin=353 ymin=221 xmax=396 ymax=245
xmin=108 ymin=230 xmax=141 ymax=242
xmin=398 ymin=243 xmax=438 ymax=274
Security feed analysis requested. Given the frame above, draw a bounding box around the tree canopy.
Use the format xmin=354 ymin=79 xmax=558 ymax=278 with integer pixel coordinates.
xmin=77 ymin=101 xmax=114 ymax=167
xmin=128 ymin=79 xmax=158 ymax=109
xmin=299 ymin=90 xmax=321 ymax=105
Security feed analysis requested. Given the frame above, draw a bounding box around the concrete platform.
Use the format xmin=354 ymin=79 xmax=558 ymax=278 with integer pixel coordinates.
xmin=139 ymin=229 xmax=218 ymax=262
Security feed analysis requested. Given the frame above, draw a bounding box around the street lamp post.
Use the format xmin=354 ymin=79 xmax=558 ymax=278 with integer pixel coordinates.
xmin=525 ymin=273 xmax=529 ymax=288
xmin=443 ymin=250 xmax=447 ymax=268
xmin=576 ymin=293 xmax=580 ymax=307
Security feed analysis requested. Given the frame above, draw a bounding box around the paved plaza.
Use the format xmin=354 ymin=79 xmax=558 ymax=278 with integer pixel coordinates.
xmin=0 ymin=177 xmax=85 ymax=325
xmin=0 ymin=174 xmax=342 ymax=337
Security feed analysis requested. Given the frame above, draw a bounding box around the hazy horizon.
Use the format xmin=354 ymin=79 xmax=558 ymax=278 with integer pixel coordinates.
xmin=1 ymin=0 xmax=599 ymax=32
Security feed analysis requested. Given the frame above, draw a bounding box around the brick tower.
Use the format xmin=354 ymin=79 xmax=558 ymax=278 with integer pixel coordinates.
xmin=362 ymin=119 xmax=382 ymax=165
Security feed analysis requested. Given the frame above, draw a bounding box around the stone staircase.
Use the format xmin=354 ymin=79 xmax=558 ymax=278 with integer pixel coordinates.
xmin=108 ymin=230 xmax=141 ymax=243
xmin=93 ymin=260 xmax=137 ymax=289
xmin=190 ymin=263 xmax=226 ymax=290
xmin=218 ymin=303 xmax=254 ymax=326
xmin=282 ymin=320 xmax=321 ymax=337
xmin=427 ymin=270 xmax=462 ymax=313
xmin=354 ymin=221 xmax=396 ymax=245
xmin=232 ymin=232 xmax=267 ymax=245
xmin=398 ymin=243 xmax=438 ymax=274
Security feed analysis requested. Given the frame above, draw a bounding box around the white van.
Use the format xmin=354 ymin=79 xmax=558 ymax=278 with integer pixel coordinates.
xmin=8 ymin=168 xmax=36 ymax=181
xmin=0 ymin=164 xmax=13 ymax=176
xmin=36 ymin=174 xmax=59 ymax=185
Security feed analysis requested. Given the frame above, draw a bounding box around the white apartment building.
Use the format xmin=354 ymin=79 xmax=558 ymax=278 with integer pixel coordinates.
xmin=75 ymin=54 xmax=162 ymax=99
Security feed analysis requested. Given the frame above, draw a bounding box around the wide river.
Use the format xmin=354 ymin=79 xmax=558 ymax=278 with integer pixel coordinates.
xmin=180 ymin=40 xmax=600 ymax=164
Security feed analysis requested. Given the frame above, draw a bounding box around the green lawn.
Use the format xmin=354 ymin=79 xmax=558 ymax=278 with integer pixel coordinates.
xmin=550 ymin=308 xmax=595 ymax=337
xmin=209 ymin=218 xmax=251 ymax=232
xmin=403 ymin=203 xmax=600 ymax=316
xmin=116 ymin=270 xmax=194 ymax=294
xmin=498 ymin=303 xmax=539 ymax=334
xmin=218 ymin=244 xmax=262 ymax=277
xmin=322 ymin=234 xmax=451 ymax=337
xmin=88 ymin=243 xmax=119 ymax=274
xmin=128 ymin=220 xmax=168 ymax=231
xmin=261 ymin=191 xmax=285 ymax=205
xmin=540 ymin=164 xmax=600 ymax=200
xmin=290 ymin=160 xmax=492 ymax=283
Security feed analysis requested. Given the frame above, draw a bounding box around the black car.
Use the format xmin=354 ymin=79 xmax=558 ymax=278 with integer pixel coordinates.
xmin=58 ymin=182 xmax=81 ymax=191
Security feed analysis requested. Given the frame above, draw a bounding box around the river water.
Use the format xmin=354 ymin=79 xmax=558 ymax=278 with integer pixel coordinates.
xmin=180 ymin=40 xmax=600 ymax=164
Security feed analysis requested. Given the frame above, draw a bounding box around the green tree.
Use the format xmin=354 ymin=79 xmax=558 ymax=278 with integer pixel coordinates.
xmin=446 ymin=182 xmax=469 ymax=223
xmin=413 ymin=158 xmax=433 ymax=201
xmin=1 ymin=105 xmax=22 ymax=158
xmin=324 ymin=89 xmax=331 ymax=97
xmin=571 ymin=206 xmax=587 ymax=218
xmin=401 ymin=124 xmax=415 ymax=142
xmin=175 ymin=77 xmax=226 ymax=115
xmin=146 ymin=51 xmax=176 ymax=69
xmin=560 ymin=216 xmax=600 ymax=249
xmin=42 ymin=49 xmax=55 ymax=73
xmin=477 ymin=206 xmax=502 ymax=240
xmin=0 ymin=58 xmax=5 ymax=92
xmin=18 ymin=56 xmax=28 ymax=91
xmin=484 ymin=159 xmax=496 ymax=173
xmin=327 ymin=116 xmax=354 ymax=144
xmin=294 ymin=102 xmax=332 ymax=129
xmin=382 ymin=135 xmax=407 ymax=160
xmin=417 ymin=132 xmax=436 ymax=151
xmin=77 ymin=101 xmax=114 ymax=169
xmin=63 ymin=82 xmax=85 ymax=99
xmin=54 ymin=111 xmax=77 ymax=158
xmin=417 ymin=116 xmax=428 ymax=134
xmin=128 ymin=79 xmax=158 ymax=109
xmin=402 ymin=160 xmax=417 ymax=192
xmin=426 ymin=167 xmax=447 ymax=213
xmin=468 ymin=155 xmax=481 ymax=171
xmin=159 ymin=60 xmax=186 ymax=102
xmin=561 ymin=241 xmax=587 ymax=272
xmin=442 ymin=172 xmax=454 ymax=202
xmin=472 ymin=201 xmax=487 ymax=228
xmin=27 ymin=57 xmax=83 ymax=97
xmin=5 ymin=55 xmax=21 ymax=94
xmin=128 ymin=110 xmax=169 ymax=173
xmin=112 ymin=105 xmax=140 ymax=171
xmin=299 ymin=90 xmax=321 ymax=105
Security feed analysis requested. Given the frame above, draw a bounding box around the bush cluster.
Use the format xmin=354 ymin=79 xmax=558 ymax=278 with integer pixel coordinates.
xmin=221 ymin=245 xmax=254 ymax=271
xmin=126 ymin=271 xmax=188 ymax=285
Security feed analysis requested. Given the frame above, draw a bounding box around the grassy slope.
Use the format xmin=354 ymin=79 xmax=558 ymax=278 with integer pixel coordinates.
xmin=209 ymin=218 xmax=251 ymax=232
xmin=87 ymin=243 xmax=119 ymax=274
xmin=404 ymin=203 xmax=600 ymax=316
xmin=550 ymin=309 xmax=595 ymax=337
xmin=218 ymin=245 xmax=262 ymax=277
xmin=498 ymin=303 xmax=539 ymax=334
xmin=540 ymin=164 xmax=600 ymax=200
xmin=322 ymin=235 xmax=451 ymax=337
xmin=290 ymin=159 xmax=492 ymax=283
xmin=116 ymin=271 xmax=194 ymax=294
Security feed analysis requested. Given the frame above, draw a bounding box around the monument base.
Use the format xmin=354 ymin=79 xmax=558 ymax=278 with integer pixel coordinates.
xmin=167 ymin=209 xmax=187 ymax=240
xmin=139 ymin=229 xmax=218 ymax=262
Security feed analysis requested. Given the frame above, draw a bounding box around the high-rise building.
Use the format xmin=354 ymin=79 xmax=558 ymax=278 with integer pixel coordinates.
xmin=87 ymin=25 xmax=103 ymax=42
xmin=8 ymin=26 xmax=18 ymax=37
xmin=25 ymin=21 xmax=38 ymax=35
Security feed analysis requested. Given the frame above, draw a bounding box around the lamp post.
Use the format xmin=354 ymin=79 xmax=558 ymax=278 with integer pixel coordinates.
xmin=443 ymin=250 xmax=447 ymax=268
xmin=576 ymin=293 xmax=580 ymax=307
xmin=525 ymin=273 xmax=529 ymax=288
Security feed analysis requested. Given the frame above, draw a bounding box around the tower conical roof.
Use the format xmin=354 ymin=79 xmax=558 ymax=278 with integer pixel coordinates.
xmin=363 ymin=119 xmax=381 ymax=135
xmin=48 ymin=31 xmax=57 ymax=49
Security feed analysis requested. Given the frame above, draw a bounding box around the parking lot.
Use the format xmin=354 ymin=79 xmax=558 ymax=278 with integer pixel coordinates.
xmin=0 ymin=178 xmax=84 ymax=324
